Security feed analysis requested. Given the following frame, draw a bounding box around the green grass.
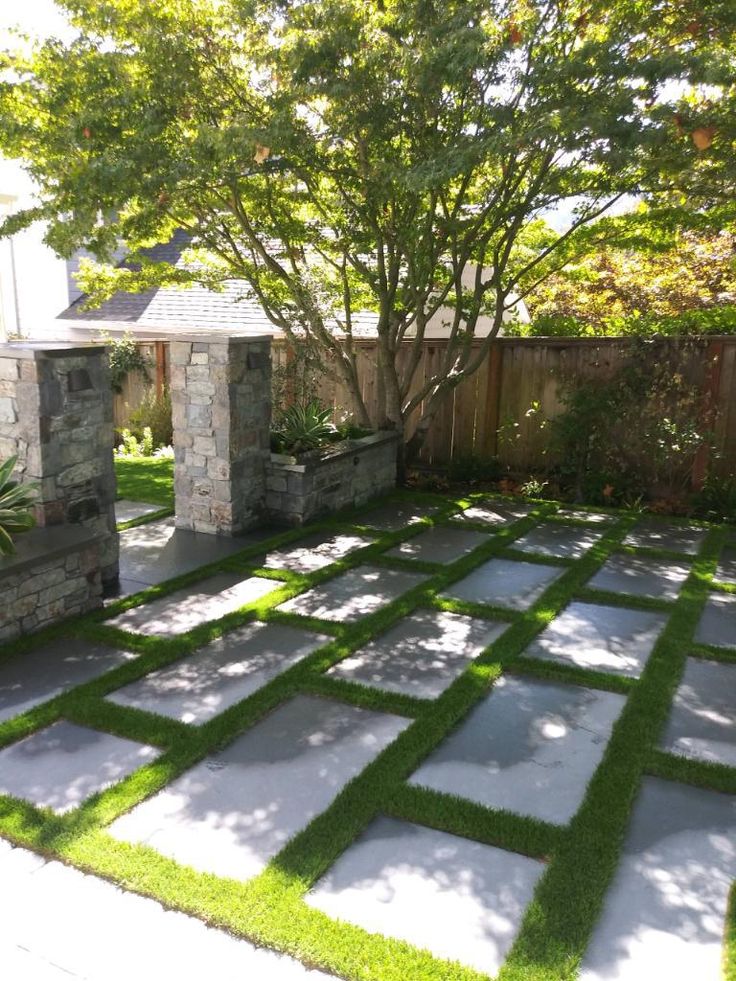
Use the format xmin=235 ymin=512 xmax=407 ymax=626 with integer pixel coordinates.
xmin=0 ymin=490 xmax=733 ymax=980
xmin=114 ymin=456 xmax=174 ymax=507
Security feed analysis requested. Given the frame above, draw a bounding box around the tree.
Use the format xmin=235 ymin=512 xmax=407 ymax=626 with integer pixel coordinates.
xmin=1 ymin=0 xmax=735 ymax=473
xmin=518 ymin=227 xmax=736 ymax=334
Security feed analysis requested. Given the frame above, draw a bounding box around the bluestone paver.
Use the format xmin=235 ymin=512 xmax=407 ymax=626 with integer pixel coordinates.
xmin=386 ymin=526 xmax=491 ymax=564
xmin=0 ymin=639 xmax=136 ymax=724
xmin=452 ymin=499 xmax=533 ymax=527
xmin=523 ymin=601 xmax=668 ymax=678
xmin=660 ymin=657 xmax=736 ymax=766
xmin=328 ymin=609 xmax=507 ymax=698
xmin=0 ymin=721 xmax=159 ymax=814
xmin=262 ymin=532 xmax=375 ymax=574
xmin=110 ymin=695 xmax=409 ymax=879
xmin=115 ymin=499 xmax=165 ymax=524
xmin=556 ymin=509 xmax=614 ymax=525
xmin=307 ymin=816 xmax=544 ymax=976
xmin=107 ymin=572 xmax=282 ymax=636
xmin=0 ymin=840 xmax=331 ymax=981
xmin=359 ymin=501 xmax=439 ymax=531
xmin=408 ymin=675 xmax=625 ymax=825
xmin=278 ymin=565 xmax=428 ymax=623
xmin=715 ymin=545 xmax=736 ymax=585
xmin=587 ymin=553 xmax=690 ymax=601
xmin=513 ymin=523 xmax=603 ymax=559
xmin=441 ymin=557 xmax=565 ymax=610
xmin=106 ymin=622 xmax=331 ymax=724
xmin=579 ymin=777 xmax=736 ymax=981
xmin=695 ymin=591 xmax=736 ymax=649
xmin=623 ymin=519 xmax=708 ymax=555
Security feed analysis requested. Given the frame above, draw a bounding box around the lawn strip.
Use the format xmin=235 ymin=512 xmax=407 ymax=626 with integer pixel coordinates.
xmin=645 ymin=748 xmax=736 ymax=796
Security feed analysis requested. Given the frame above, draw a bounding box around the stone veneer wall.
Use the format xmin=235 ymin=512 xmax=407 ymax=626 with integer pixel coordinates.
xmin=265 ymin=432 xmax=399 ymax=526
xmin=170 ymin=335 xmax=272 ymax=534
xmin=0 ymin=527 xmax=104 ymax=643
xmin=0 ymin=345 xmax=118 ymax=585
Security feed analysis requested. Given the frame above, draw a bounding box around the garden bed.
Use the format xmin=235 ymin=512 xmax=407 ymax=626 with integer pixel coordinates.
xmin=265 ymin=431 xmax=399 ymax=525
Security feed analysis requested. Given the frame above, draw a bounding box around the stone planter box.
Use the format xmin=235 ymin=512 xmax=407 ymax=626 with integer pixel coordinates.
xmin=265 ymin=431 xmax=399 ymax=526
xmin=0 ymin=525 xmax=105 ymax=643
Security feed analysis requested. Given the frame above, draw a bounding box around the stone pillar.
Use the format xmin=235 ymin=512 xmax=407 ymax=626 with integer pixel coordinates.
xmin=0 ymin=344 xmax=119 ymax=585
xmin=170 ymin=335 xmax=272 ymax=534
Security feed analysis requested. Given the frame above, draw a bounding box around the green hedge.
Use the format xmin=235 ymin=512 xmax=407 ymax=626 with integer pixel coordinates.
xmin=515 ymin=305 xmax=736 ymax=338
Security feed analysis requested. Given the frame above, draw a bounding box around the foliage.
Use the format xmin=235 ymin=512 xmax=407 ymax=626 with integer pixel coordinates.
xmin=271 ymin=400 xmax=339 ymax=455
xmin=514 ymin=230 xmax=736 ymax=336
xmin=0 ymin=456 xmax=37 ymax=555
xmin=2 ymin=1 xmax=735 ymax=469
xmin=115 ymin=427 xmax=154 ymax=458
xmin=271 ymin=339 xmax=324 ymax=412
xmin=547 ymin=347 xmax=710 ymax=505
xmin=127 ymin=388 xmax=173 ymax=449
xmin=692 ymin=474 xmax=736 ymax=524
xmin=100 ymin=332 xmax=150 ymax=393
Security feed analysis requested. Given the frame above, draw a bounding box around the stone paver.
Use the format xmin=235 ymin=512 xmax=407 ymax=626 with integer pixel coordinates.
xmin=0 ymin=639 xmax=136 ymax=724
xmin=106 ymin=622 xmax=331 ymax=724
xmin=695 ymin=591 xmax=736 ymax=649
xmin=386 ymin=526 xmax=491 ymax=564
xmin=116 ymin=517 xmax=278 ymax=595
xmin=262 ymin=532 xmax=375 ymax=574
xmin=452 ymin=499 xmax=533 ymax=527
xmin=523 ymin=602 xmax=668 ymax=678
xmin=115 ymin=499 xmax=164 ymax=524
xmin=660 ymin=657 xmax=736 ymax=766
xmin=408 ymin=676 xmax=625 ymax=825
xmin=715 ymin=545 xmax=736 ymax=585
xmin=441 ymin=557 xmax=565 ymax=610
xmin=306 ymin=816 xmax=543 ymax=976
xmin=110 ymin=695 xmax=409 ymax=880
xmin=359 ymin=501 xmax=439 ymax=531
xmin=278 ymin=565 xmax=428 ymax=623
xmin=556 ymin=509 xmax=614 ymax=525
xmin=0 ymin=721 xmax=159 ymax=814
xmin=513 ymin=523 xmax=603 ymax=559
xmin=108 ymin=573 xmax=282 ymax=637
xmin=328 ymin=609 xmax=507 ymax=698
xmin=579 ymin=777 xmax=736 ymax=981
xmin=623 ymin=519 xmax=708 ymax=555
xmin=587 ymin=553 xmax=691 ymax=601
xmin=0 ymin=839 xmax=331 ymax=981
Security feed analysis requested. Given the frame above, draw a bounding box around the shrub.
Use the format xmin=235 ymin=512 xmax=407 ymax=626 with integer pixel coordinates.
xmin=271 ymin=401 xmax=337 ymax=455
xmin=115 ymin=427 xmax=155 ymax=458
xmin=128 ymin=388 xmax=172 ymax=448
xmin=0 ymin=457 xmax=37 ymax=555
xmin=515 ymin=306 xmax=736 ymax=338
xmin=101 ymin=331 xmax=150 ymax=392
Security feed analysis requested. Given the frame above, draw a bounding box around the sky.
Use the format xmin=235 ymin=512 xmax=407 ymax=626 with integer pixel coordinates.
xmin=0 ymin=0 xmax=73 ymax=44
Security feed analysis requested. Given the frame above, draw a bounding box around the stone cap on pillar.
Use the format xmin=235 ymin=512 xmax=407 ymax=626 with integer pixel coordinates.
xmin=167 ymin=334 xmax=272 ymax=343
xmin=0 ymin=343 xmax=106 ymax=360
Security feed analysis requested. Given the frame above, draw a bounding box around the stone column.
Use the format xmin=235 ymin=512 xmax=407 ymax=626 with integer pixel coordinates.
xmin=170 ymin=335 xmax=272 ymax=534
xmin=0 ymin=344 xmax=119 ymax=585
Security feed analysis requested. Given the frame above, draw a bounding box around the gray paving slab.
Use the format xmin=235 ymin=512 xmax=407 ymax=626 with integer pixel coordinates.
xmin=556 ymin=509 xmax=615 ymax=525
xmin=306 ymin=816 xmax=543 ymax=975
xmin=328 ymin=609 xmax=507 ymax=698
xmin=0 ymin=841 xmax=332 ymax=981
xmin=110 ymin=695 xmax=409 ymax=880
xmin=587 ymin=553 xmax=690 ymax=601
xmin=441 ymin=557 xmax=565 ymax=610
xmin=452 ymin=499 xmax=533 ymax=527
xmin=660 ymin=657 xmax=736 ymax=766
xmin=106 ymin=622 xmax=330 ymax=724
xmin=0 ymin=721 xmax=159 ymax=814
xmin=579 ymin=777 xmax=736 ymax=981
xmin=117 ymin=517 xmax=279 ymax=593
xmin=695 ymin=591 xmax=736 ymax=649
xmin=715 ymin=545 xmax=736 ymax=585
xmin=107 ymin=573 xmax=283 ymax=637
xmin=623 ymin=518 xmax=708 ymax=555
xmin=386 ymin=526 xmax=491 ymax=564
xmin=278 ymin=565 xmax=428 ymax=623
xmin=0 ymin=639 xmax=137 ymax=724
xmin=408 ymin=675 xmax=625 ymax=825
xmin=115 ymin=499 xmax=164 ymax=524
xmin=262 ymin=532 xmax=375 ymax=574
xmin=522 ymin=602 xmax=668 ymax=678
xmin=359 ymin=501 xmax=439 ymax=531
xmin=513 ymin=523 xmax=604 ymax=559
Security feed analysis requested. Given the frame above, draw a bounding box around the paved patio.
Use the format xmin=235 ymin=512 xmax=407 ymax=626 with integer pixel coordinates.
xmin=0 ymin=495 xmax=734 ymax=980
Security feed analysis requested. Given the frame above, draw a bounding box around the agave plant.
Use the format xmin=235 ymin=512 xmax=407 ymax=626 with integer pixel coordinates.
xmin=0 ymin=456 xmax=38 ymax=556
xmin=271 ymin=400 xmax=338 ymax=455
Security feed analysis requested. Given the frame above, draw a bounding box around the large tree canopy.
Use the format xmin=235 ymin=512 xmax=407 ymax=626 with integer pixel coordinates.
xmin=1 ymin=0 xmax=735 ymax=464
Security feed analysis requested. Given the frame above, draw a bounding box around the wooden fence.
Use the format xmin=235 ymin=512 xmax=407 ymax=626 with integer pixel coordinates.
xmin=114 ymin=335 xmax=736 ymax=478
